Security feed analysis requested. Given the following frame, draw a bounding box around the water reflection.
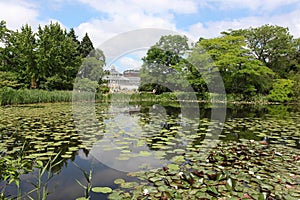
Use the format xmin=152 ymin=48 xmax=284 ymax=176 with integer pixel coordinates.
xmin=0 ymin=102 xmax=299 ymax=199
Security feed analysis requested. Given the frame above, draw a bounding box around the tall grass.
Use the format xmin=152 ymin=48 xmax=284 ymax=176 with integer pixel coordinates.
xmin=0 ymin=87 xmax=73 ymax=105
xmin=1 ymin=87 xmax=274 ymax=106
xmin=0 ymin=87 xmax=107 ymax=105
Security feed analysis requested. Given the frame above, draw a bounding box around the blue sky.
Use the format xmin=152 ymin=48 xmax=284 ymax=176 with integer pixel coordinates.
xmin=1 ymin=0 xmax=300 ymax=72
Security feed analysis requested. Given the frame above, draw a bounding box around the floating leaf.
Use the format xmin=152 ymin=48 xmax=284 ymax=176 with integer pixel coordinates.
xmin=167 ymin=164 xmax=179 ymax=171
xmin=138 ymin=151 xmax=151 ymax=157
xmin=75 ymin=197 xmax=89 ymax=200
xmin=114 ymin=178 xmax=125 ymax=185
xmin=92 ymin=187 xmax=112 ymax=194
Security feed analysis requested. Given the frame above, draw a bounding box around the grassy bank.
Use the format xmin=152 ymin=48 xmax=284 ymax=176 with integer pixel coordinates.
xmin=0 ymin=87 xmax=104 ymax=106
xmin=0 ymin=87 xmax=294 ymax=106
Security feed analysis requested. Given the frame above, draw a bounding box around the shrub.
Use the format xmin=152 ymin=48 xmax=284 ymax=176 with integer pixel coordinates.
xmin=268 ymin=79 xmax=295 ymax=102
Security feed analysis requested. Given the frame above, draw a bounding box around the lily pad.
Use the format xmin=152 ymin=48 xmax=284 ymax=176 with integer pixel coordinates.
xmin=92 ymin=186 xmax=113 ymax=194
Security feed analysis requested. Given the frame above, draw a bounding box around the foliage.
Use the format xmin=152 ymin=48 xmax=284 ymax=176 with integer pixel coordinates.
xmin=98 ymin=85 xmax=110 ymax=93
xmin=3 ymin=24 xmax=37 ymax=88
xmin=0 ymin=142 xmax=32 ymax=191
xmin=74 ymin=78 xmax=99 ymax=92
xmin=0 ymin=21 xmax=95 ymax=91
xmin=108 ymin=141 xmax=300 ymax=199
xmin=291 ymin=72 xmax=300 ymax=101
xmin=155 ymin=35 xmax=189 ymax=55
xmin=36 ymin=22 xmax=82 ymax=89
xmin=189 ymin=35 xmax=274 ymax=99
xmin=74 ymin=162 xmax=93 ymax=200
xmin=0 ymin=71 xmax=21 ymax=88
xmin=26 ymin=153 xmax=63 ymax=200
xmin=268 ymin=79 xmax=295 ymax=102
xmin=79 ymin=33 xmax=94 ymax=58
xmin=228 ymin=25 xmax=298 ymax=78
xmin=77 ymin=52 xmax=105 ymax=81
xmin=0 ymin=87 xmax=73 ymax=105
xmin=139 ymin=35 xmax=190 ymax=94
xmin=1 ymin=20 xmax=300 ymax=102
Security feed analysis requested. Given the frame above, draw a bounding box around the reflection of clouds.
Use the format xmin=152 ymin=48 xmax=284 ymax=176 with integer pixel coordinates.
xmin=77 ymin=149 xmax=93 ymax=160
xmin=90 ymin=104 xmax=167 ymax=172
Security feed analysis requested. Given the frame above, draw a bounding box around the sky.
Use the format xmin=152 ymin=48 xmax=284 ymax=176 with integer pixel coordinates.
xmin=1 ymin=0 xmax=300 ymax=72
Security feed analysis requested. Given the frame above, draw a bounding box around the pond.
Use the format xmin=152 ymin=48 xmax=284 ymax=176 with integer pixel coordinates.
xmin=0 ymin=101 xmax=299 ymax=199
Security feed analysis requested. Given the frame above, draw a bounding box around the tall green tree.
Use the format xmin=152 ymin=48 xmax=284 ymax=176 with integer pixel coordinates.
xmin=14 ymin=24 xmax=37 ymax=88
xmin=75 ymin=48 xmax=106 ymax=92
xmin=67 ymin=28 xmax=80 ymax=46
xmin=0 ymin=21 xmax=21 ymax=89
xmin=79 ymin=33 xmax=94 ymax=58
xmin=77 ymin=48 xmax=105 ymax=81
xmin=67 ymin=28 xmax=81 ymax=57
xmin=0 ymin=20 xmax=11 ymax=71
xmin=0 ymin=20 xmax=8 ymax=44
xmin=36 ymin=22 xmax=82 ymax=90
xmin=227 ymin=25 xmax=297 ymax=78
xmin=0 ymin=24 xmax=37 ymax=88
xmin=139 ymin=35 xmax=189 ymax=93
xmin=188 ymin=35 xmax=274 ymax=98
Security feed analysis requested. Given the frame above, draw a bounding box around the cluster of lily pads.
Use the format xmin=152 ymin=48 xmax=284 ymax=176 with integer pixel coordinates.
xmin=0 ymin=103 xmax=110 ymax=178
xmin=106 ymin=140 xmax=300 ymax=199
xmin=222 ymin=112 xmax=300 ymax=148
xmin=0 ymin=102 xmax=300 ymax=199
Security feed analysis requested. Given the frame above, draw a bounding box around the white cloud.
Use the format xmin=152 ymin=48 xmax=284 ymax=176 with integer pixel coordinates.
xmin=205 ymin=0 xmax=300 ymax=12
xmin=73 ymin=0 xmax=201 ymax=46
xmin=74 ymin=0 xmax=300 ymax=48
xmin=119 ymin=56 xmax=143 ymax=70
xmin=187 ymin=8 xmax=300 ymax=39
xmin=78 ymin=0 xmax=199 ymax=15
xmin=0 ymin=0 xmax=39 ymax=30
xmin=75 ymin=14 xmax=177 ymax=47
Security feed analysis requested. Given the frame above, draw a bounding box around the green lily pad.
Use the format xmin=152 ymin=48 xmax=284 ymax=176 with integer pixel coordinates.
xmin=167 ymin=163 xmax=180 ymax=171
xmin=138 ymin=151 xmax=151 ymax=157
xmin=114 ymin=178 xmax=125 ymax=184
xmin=92 ymin=186 xmax=113 ymax=194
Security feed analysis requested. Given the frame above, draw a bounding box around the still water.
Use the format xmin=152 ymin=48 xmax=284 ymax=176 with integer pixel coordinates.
xmin=0 ymin=101 xmax=299 ymax=199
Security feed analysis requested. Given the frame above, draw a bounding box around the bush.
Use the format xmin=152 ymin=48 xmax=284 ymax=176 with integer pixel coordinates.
xmin=74 ymin=78 xmax=99 ymax=92
xmin=268 ymin=79 xmax=295 ymax=102
xmin=291 ymin=72 xmax=300 ymax=101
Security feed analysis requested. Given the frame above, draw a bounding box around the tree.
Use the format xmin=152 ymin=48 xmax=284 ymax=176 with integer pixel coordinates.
xmin=139 ymin=35 xmax=189 ymax=93
xmin=0 ymin=20 xmax=10 ymax=45
xmin=77 ymin=49 xmax=105 ymax=81
xmin=36 ymin=22 xmax=82 ymax=90
xmin=67 ymin=28 xmax=80 ymax=47
xmin=228 ymin=25 xmax=297 ymax=78
xmin=155 ymin=35 xmax=189 ymax=55
xmin=2 ymin=24 xmax=37 ymax=88
xmin=67 ymin=28 xmax=81 ymax=57
xmin=79 ymin=33 xmax=94 ymax=58
xmin=0 ymin=71 xmax=20 ymax=88
xmin=0 ymin=20 xmax=12 ymax=72
xmin=188 ymin=35 xmax=274 ymax=98
xmin=76 ymin=48 xmax=106 ymax=92
xmin=291 ymin=72 xmax=300 ymax=101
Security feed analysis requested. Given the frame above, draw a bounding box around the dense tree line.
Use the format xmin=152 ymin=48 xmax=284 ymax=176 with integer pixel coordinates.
xmin=139 ymin=25 xmax=300 ymax=102
xmin=0 ymin=20 xmax=104 ymax=91
xmin=1 ymin=21 xmax=299 ymax=102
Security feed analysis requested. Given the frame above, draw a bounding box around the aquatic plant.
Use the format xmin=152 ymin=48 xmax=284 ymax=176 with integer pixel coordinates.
xmin=108 ymin=140 xmax=300 ymax=199
xmin=74 ymin=162 xmax=93 ymax=200
xmin=26 ymin=152 xmax=63 ymax=200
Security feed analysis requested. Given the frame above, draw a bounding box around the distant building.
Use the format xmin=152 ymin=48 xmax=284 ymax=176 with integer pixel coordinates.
xmin=103 ymin=66 xmax=140 ymax=92
xmin=123 ymin=69 xmax=139 ymax=77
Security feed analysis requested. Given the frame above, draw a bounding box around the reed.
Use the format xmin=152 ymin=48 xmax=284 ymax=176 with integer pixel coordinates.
xmin=0 ymin=87 xmax=106 ymax=105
